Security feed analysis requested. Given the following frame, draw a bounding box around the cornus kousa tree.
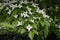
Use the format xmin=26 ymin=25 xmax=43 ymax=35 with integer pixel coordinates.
xmin=0 ymin=0 xmax=53 ymax=40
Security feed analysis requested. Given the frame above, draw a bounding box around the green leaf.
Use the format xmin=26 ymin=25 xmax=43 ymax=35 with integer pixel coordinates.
xmin=1 ymin=22 xmax=11 ymax=27
xmin=43 ymin=26 xmax=49 ymax=38
xmin=45 ymin=21 xmax=50 ymax=27
xmin=40 ymin=21 xmax=45 ymax=26
xmin=28 ymin=31 xmax=35 ymax=40
xmin=33 ymin=30 xmax=38 ymax=35
xmin=32 ymin=24 xmax=37 ymax=29
xmin=18 ymin=27 xmax=26 ymax=34
xmin=20 ymin=28 xmax=26 ymax=34
xmin=12 ymin=20 xmax=18 ymax=26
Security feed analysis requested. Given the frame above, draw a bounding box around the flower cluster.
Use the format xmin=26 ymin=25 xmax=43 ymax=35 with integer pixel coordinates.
xmin=0 ymin=0 xmax=53 ymax=32
xmin=0 ymin=0 xmax=53 ymax=39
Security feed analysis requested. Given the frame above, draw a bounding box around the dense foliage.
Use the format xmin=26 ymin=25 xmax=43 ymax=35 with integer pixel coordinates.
xmin=0 ymin=0 xmax=60 ymax=40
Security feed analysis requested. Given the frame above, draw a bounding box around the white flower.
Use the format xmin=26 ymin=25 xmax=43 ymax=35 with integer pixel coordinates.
xmin=29 ymin=11 xmax=33 ymax=15
xmin=10 ymin=4 xmax=18 ymax=10
xmin=43 ymin=14 xmax=49 ymax=18
xmin=55 ymin=24 xmax=58 ymax=26
xmin=18 ymin=4 xmax=22 ymax=8
xmin=58 ymin=25 xmax=60 ymax=28
xmin=25 ymin=19 xmax=27 ymax=21
xmin=24 ymin=0 xmax=28 ymax=4
xmin=17 ymin=21 xmax=22 ymax=26
xmin=26 ymin=6 xmax=31 ymax=11
xmin=32 ymin=3 xmax=37 ymax=7
xmin=13 ymin=4 xmax=18 ymax=7
xmin=55 ymin=5 xmax=59 ymax=9
xmin=21 ymin=11 xmax=29 ymax=17
xmin=33 ymin=17 xmax=37 ymax=19
xmin=7 ymin=10 xmax=11 ymax=15
xmin=36 ymin=7 xmax=45 ymax=14
xmin=30 ymin=19 xmax=34 ymax=23
xmin=50 ymin=18 xmax=53 ymax=21
xmin=26 ymin=24 xmax=32 ymax=32
xmin=39 ymin=17 xmax=41 ymax=20
xmin=14 ymin=15 xmax=18 ymax=18
xmin=36 ymin=7 xmax=40 ymax=12
xmin=39 ymin=10 xmax=45 ymax=14
xmin=49 ymin=20 xmax=52 ymax=22
xmin=11 ymin=0 xmax=16 ymax=3
xmin=10 ymin=4 xmax=15 ymax=10
xmin=40 ymin=10 xmax=45 ymax=14
xmin=5 ymin=7 xmax=9 ymax=10
xmin=4 ymin=27 xmax=7 ymax=29
xmin=20 ymin=0 xmax=24 ymax=4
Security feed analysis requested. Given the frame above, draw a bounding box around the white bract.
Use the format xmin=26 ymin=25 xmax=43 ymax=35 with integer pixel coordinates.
xmin=55 ymin=5 xmax=59 ymax=9
xmin=39 ymin=17 xmax=41 ymax=20
xmin=11 ymin=0 xmax=16 ymax=3
xmin=39 ymin=10 xmax=46 ymax=14
xmin=20 ymin=0 xmax=24 ymax=4
xmin=17 ymin=21 xmax=22 ymax=26
xmin=58 ymin=25 xmax=60 ymax=28
xmin=24 ymin=0 xmax=28 ymax=4
xmin=55 ymin=24 xmax=58 ymax=27
xmin=25 ymin=19 xmax=27 ymax=21
xmin=14 ymin=15 xmax=18 ymax=18
xmin=49 ymin=20 xmax=52 ymax=22
xmin=18 ymin=4 xmax=22 ymax=8
xmin=26 ymin=24 xmax=32 ymax=32
xmin=10 ymin=4 xmax=18 ymax=10
xmin=26 ymin=6 xmax=33 ymax=15
xmin=5 ymin=7 xmax=9 ymax=10
xmin=33 ymin=17 xmax=37 ymax=19
xmin=21 ymin=11 xmax=29 ymax=17
xmin=30 ymin=19 xmax=34 ymax=23
xmin=32 ymin=3 xmax=37 ymax=7
xmin=29 ymin=11 xmax=33 ymax=15
xmin=36 ymin=7 xmax=46 ymax=14
xmin=7 ymin=10 xmax=12 ymax=15
xmin=4 ymin=27 xmax=7 ymax=29
xmin=43 ymin=14 xmax=49 ymax=18
xmin=27 ymin=6 xmax=31 ymax=12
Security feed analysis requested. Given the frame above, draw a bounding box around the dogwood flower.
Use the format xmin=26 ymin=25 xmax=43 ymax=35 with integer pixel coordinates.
xmin=58 ymin=25 xmax=60 ymax=28
xmin=11 ymin=0 xmax=16 ymax=3
xmin=39 ymin=17 xmax=41 ymax=20
xmin=14 ymin=15 xmax=18 ymax=18
xmin=21 ymin=11 xmax=29 ymax=17
xmin=18 ymin=4 xmax=22 ymax=8
xmin=26 ymin=6 xmax=31 ymax=12
xmin=17 ymin=21 xmax=22 ymax=26
xmin=30 ymin=19 xmax=34 ymax=23
xmin=7 ymin=10 xmax=11 ymax=15
xmin=26 ymin=24 xmax=32 ymax=32
xmin=40 ymin=10 xmax=46 ymax=14
xmin=29 ymin=11 xmax=33 ymax=15
xmin=10 ymin=4 xmax=18 ymax=10
xmin=24 ymin=0 xmax=28 ymax=4
xmin=5 ymin=7 xmax=9 ymax=10
xmin=33 ymin=17 xmax=37 ymax=19
xmin=20 ymin=0 xmax=24 ymax=4
xmin=43 ymin=14 xmax=49 ymax=18
xmin=32 ymin=3 xmax=37 ymax=7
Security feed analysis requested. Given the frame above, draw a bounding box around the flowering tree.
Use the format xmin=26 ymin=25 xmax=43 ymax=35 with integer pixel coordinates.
xmin=0 ymin=0 xmax=60 ymax=40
